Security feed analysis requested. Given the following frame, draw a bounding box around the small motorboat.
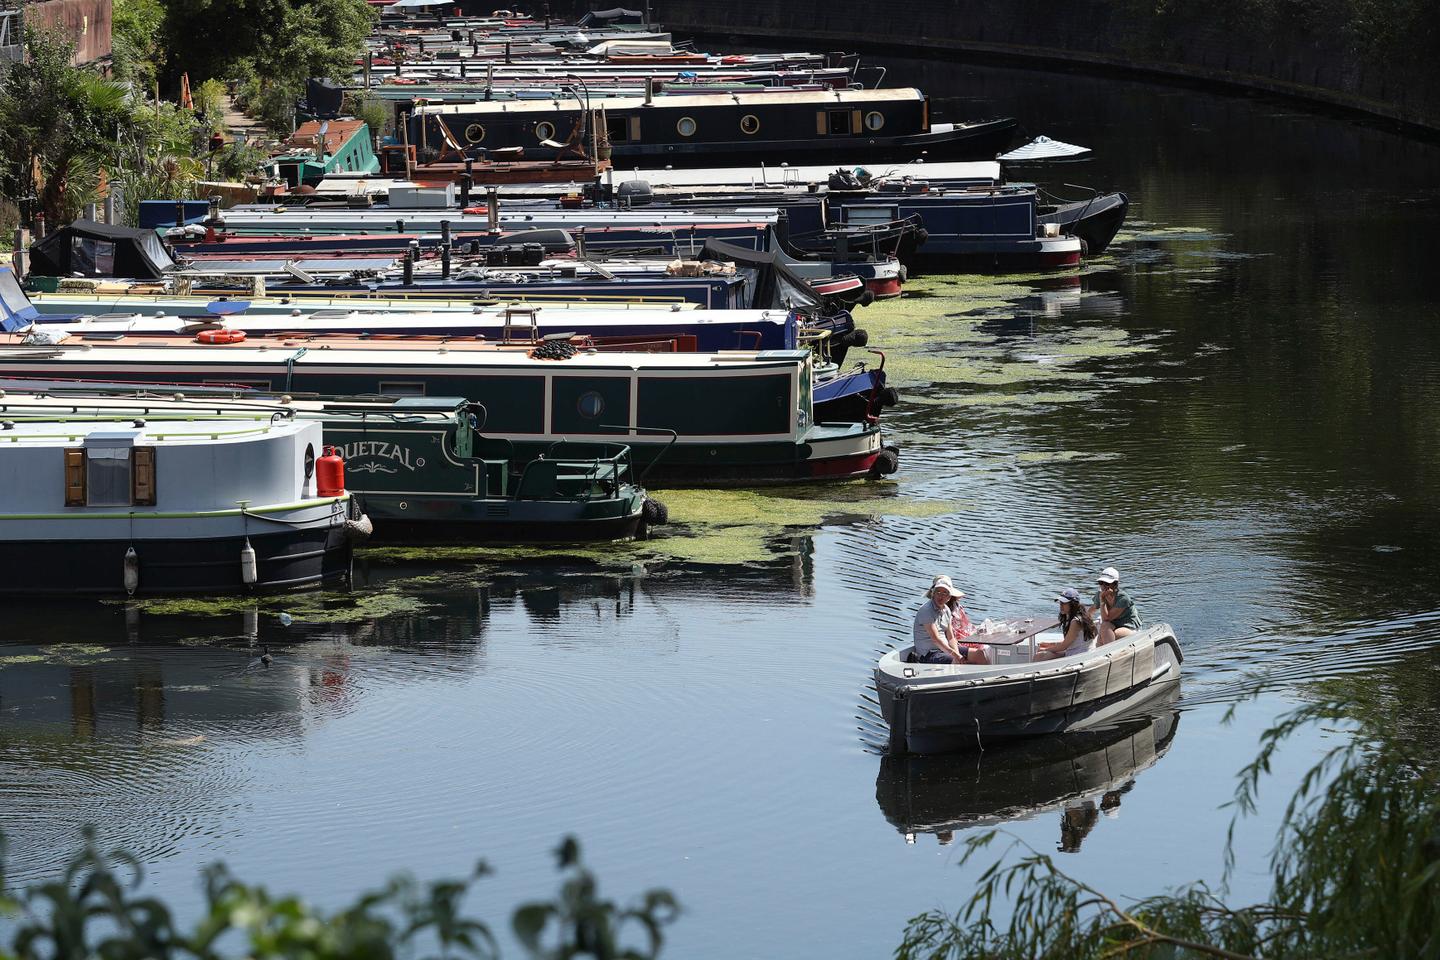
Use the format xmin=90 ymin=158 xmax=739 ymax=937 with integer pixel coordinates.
xmin=873 ymin=619 xmax=1182 ymax=755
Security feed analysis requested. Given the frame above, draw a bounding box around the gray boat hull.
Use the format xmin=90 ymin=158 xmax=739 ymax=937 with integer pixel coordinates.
xmin=874 ymin=624 xmax=1183 ymax=755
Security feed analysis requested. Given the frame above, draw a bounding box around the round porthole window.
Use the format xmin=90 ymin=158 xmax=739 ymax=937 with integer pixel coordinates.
xmin=465 ymin=123 xmax=486 ymax=143
xmin=864 ymin=111 xmax=885 ymax=131
xmin=676 ymin=116 xmax=697 ymax=137
xmin=577 ymin=390 xmax=606 ymax=420
xmin=535 ymin=120 xmax=556 ymax=142
xmin=740 ymin=114 xmax=760 ymax=135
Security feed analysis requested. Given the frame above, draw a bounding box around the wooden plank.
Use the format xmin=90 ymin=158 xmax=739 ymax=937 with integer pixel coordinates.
xmin=1132 ymin=641 xmax=1155 ymax=685
xmin=1027 ymin=671 xmax=1077 ymax=715
xmin=1104 ymin=646 xmax=1137 ymax=696
xmin=1071 ymin=657 xmax=1112 ymax=706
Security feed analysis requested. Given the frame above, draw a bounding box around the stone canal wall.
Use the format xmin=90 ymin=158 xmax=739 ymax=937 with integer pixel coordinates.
xmin=596 ymin=1 xmax=1440 ymax=134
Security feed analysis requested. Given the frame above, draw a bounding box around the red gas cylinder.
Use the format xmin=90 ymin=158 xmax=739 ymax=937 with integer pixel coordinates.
xmin=316 ymin=446 xmax=346 ymax=497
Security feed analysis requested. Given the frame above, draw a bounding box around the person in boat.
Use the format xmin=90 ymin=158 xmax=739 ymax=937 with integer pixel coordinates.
xmin=945 ymin=590 xmax=991 ymax=665
xmin=1091 ymin=566 xmax=1141 ymax=645
xmin=1035 ymin=588 xmax=1098 ymax=661
xmin=912 ymin=575 xmax=987 ymax=665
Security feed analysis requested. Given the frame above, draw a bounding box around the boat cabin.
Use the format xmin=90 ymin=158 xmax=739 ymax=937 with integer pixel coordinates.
xmin=268 ymin=119 xmax=380 ymax=188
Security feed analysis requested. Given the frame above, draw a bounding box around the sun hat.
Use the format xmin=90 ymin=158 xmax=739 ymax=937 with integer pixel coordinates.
xmin=925 ymin=575 xmax=965 ymax=599
xmin=1096 ymin=567 xmax=1120 ymax=585
xmin=1056 ymin=588 xmax=1082 ymax=604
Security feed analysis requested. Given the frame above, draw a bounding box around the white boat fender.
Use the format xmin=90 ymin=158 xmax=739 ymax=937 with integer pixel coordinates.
xmin=123 ymin=546 xmax=140 ymax=596
xmin=240 ymin=538 xmax=258 ymax=585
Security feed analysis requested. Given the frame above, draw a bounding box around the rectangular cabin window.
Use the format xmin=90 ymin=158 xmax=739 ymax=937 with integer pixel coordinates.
xmin=606 ymin=115 xmax=630 ymax=143
xmin=71 ymin=237 xmax=116 ymax=275
xmin=66 ymin=445 xmax=157 ymax=507
xmin=379 ymin=381 xmax=426 ymax=397
xmin=85 ymin=446 xmax=133 ymax=507
xmin=826 ymin=110 xmax=853 ymax=136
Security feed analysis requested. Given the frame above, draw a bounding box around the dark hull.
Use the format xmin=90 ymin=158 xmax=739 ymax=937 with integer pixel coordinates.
xmin=0 ymin=528 xmax=352 ymax=597
xmin=1039 ymin=192 xmax=1129 ymax=255
xmin=359 ymin=495 xmax=645 ymax=544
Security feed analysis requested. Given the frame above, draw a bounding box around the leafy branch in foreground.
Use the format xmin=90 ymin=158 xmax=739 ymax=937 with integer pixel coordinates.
xmin=0 ymin=831 xmax=677 ymax=960
xmin=896 ymin=697 xmax=1440 ymax=959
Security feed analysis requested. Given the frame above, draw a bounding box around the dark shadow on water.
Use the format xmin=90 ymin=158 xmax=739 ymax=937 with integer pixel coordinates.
xmin=875 ymin=693 xmax=1182 ymax=852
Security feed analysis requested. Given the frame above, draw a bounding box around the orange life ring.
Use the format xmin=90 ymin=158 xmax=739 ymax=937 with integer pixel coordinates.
xmin=195 ymin=328 xmax=247 ymax=345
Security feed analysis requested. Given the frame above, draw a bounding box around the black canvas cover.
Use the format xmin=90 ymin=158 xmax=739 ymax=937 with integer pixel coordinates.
xmin=578 ymin=8 xmax=644 ymax=26
xmin=29 ymin=220 xmax=174 ymax=280
xmin=700 ymin=239 xmax=824 ymax=312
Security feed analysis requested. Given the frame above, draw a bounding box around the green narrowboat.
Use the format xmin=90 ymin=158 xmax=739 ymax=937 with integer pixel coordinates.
xmin=0 ymin=338 xmax=897 ymax=484
xmin=310 ymin=396 xmax=660 ymax=542
xmin=267 ymin=119 xmax=380 ymax=189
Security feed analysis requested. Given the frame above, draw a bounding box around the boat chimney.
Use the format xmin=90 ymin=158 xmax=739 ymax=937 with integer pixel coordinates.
xmin=460 ymin=61 xmax=466 ymax=79
xmin=644 ymin=77 xmax=654 ymax=106
xmin=395 ymin=218 xmax=405 ymax=233
xmin=459 ymin=166 xmax=473 ymax=207
xmin=484 ymin=64 xmax=493 ymax=100
xmin=575 ymin=225 xmax=587 ymax=260
xmin=404 ymin=241 xmax=418 ymax=285
xmin=174 ymin=199 xmax=186 ymax=230
xmin=504 ymin=40 xmax=511 ymax=64
xmin=440 ymin=220 xmax=452 ymax=278
xmin=486 ymin=185 xmax=500 ymax=234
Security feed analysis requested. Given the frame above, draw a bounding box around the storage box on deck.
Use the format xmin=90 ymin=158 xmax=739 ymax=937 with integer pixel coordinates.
xmin=387 ymin=184 xmax=456 ymax=209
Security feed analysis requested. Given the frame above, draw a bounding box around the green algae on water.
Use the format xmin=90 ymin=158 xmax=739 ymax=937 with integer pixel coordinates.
xmin=361 ymin=488 xmax=967 ymax=570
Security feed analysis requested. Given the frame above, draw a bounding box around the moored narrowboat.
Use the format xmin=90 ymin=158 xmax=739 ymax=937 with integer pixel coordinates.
xmin=407 ymin=88 xmax=1015 ymax=165
xmin=0 ymin=338 xmax=898 ymax=485
xmin=0 ymin=396 xmax=364 ymax=596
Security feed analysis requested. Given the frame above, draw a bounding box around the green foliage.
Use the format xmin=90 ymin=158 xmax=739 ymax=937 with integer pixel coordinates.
xmin=349 ymin=94 xmax=392 ymax=140
xmin=0 ymin=832 xmax=678 ymax=960
xmin=164 ymin=0 xmax=376 ymax=134
xmin=111 ymin=0 xmax=167 ymax=90
xmin=213 ymin=140 xmax=271 ymax=183
xmin=0 ymin=29 xmax=131 ymax=228
xmin=895 ymin=697 xmax=1440 ymax=959
xmin=193 ymin=78 xmax=228 ymax=120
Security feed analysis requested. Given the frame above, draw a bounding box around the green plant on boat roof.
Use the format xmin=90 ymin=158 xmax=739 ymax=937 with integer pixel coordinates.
xmin=0 ymin=832 xmax=678 ymax=960
xmin=894 ymin=693 xmax=1440 ymax=960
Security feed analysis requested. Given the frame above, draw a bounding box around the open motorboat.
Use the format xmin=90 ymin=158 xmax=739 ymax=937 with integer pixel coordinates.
xmin=873 ymin=619 xmax=1182 ymax=755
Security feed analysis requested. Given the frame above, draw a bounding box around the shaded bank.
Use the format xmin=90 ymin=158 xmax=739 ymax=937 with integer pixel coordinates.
xmin=585 ymin=0 xmax=1440 ymax=135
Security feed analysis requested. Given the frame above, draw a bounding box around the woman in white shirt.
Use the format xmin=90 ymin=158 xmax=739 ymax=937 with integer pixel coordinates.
xmin=1035 ymin=588 xmax=1098 ymax=661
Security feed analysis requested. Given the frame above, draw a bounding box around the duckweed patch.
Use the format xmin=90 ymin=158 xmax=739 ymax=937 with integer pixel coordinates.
xmin=117 ymin=591 xmax=433 ymax=624
xmin=0 ymin=654 xmax=46 ymax=666
xmin=361 ymin=488 xmax=966 ymax=569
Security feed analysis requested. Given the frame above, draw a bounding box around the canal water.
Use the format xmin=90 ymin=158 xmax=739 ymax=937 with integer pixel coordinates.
xmin=4 ymin=61 xmax=1440 ymax=957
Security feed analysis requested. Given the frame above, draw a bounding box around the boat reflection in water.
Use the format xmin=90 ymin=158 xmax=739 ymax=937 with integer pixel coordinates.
xmin=875 ymin=696 xmax=1181 ymax=852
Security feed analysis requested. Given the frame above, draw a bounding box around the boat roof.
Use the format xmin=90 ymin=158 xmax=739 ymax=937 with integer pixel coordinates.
xmin=0 ymin=338 xmax=812 ymax=370
xmin=415 ymin=87 xmax=924 ymax=115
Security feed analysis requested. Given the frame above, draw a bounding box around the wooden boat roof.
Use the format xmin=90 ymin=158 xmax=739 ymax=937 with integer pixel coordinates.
xmin=284 ymin=119 xmax=370 ymax=155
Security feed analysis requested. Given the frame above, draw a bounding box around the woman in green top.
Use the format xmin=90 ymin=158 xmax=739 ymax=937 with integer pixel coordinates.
xmin=1091 ymin=566 xmax=1141 ymax=645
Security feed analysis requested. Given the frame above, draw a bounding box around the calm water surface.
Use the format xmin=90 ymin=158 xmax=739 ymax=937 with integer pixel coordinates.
xmin=5 ymin=61 xmax=1440 ymax=957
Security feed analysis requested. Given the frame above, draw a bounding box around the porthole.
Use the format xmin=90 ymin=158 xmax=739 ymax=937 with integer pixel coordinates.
xmin=676 ymin=116 xmax=697 ymax=137
xmin=465 ymin=122 xmax=486 ymax=143
xmin=576 ymin=390 xmax=606 ymax=420
xmin=740 ymin=114 xmax=760 ymax=135
xmin=864 ymin=111 xmax=885 ymax=132
xmin=535 ymin=120 xmax=556 ymax=142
